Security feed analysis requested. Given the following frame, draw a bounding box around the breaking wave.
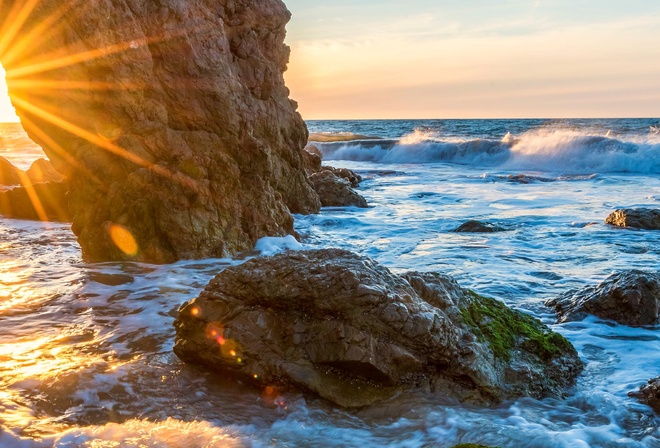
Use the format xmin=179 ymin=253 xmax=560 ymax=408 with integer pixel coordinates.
xmin=316 ymin=128 xmax=660 ymax=174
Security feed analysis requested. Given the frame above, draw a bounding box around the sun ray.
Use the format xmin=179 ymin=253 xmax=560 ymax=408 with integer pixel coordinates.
xmin=11 ymin=95 xmax=201 ymax=193
xmin=19 ymin=114 xmax=104 ymax=187
xmin=6 ymin=23 xmax=212 ymax=80
xmin=15 ymin=170 xmax=49 ymax=222
xmin=1 ymin=0 xmax=87 ymax=67
xmin=0 ymin=0 xmax=40 ymax=58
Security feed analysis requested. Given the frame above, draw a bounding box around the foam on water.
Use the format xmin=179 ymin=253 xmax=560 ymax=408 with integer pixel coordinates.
xmin=1 ymin=118 xmax=659 ymax=447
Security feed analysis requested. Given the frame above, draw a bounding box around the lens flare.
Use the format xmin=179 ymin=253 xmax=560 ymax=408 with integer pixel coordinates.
xmin=108 ymin=223 xmax=138 ymax=256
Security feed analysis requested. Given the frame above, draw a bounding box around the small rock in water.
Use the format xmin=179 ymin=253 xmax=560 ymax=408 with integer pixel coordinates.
xmin=0 ymin=181 xmax=71 ymax=222
xmin=309 ymin=171 xmax=368 ymax=208
xmin=174 ymin=249 xmax=582 ymax=408
xmin=26 ymin=158 xmax=65 ymax=184
xmin=452 ymin=220 xmax=507 ymax=233
xmin=605 ymin=208 xmax=660 ymax=230
xmin=629 ymin=377 xmax=660 ymax=414
xmin=0 ymin=156 xmax=23 ymax=186
xmin=547 ymin=270 xmax=660 ymax=326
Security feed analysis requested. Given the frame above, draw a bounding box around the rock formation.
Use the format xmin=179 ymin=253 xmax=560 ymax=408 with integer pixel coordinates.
xmin=309 ymin=171 xmax=368 ymax=208
xmin=302 ymin=146 xmax=367 ymax=207
xmin=26 ymin=159 xmax=65 ymax=184
xmin=605 ymin=209 xmax=660 ymax=230
xmin=174 ymin=249 xmax=582 ymax=408
xmin=1 ymin=0 xmax=319 ymax=262
xmin=546 ymin=270 xmax=660 ymax=326
xmin=0 ymin=181 xmax=71 ymax=221
xmin=629 ymin=378 xmax=660 ymax=414
xmin=0 ymin=156 xmax=21 ymax=186
xmin=452 ymin=220 xmax=506 ymax=233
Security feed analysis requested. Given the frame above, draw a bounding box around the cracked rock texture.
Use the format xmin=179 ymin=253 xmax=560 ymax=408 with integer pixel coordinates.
xmin=1 ymin=0 xmax=319 ymax=262
xmin=547 ymin=270 xmax=660 ymax=326
xmin=174 ymin=249 xmax=582 ymax=408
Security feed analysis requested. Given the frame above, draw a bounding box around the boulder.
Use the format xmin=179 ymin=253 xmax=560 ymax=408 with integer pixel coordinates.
xmin=605 ymin=208 xmax=660 ymax=230
xmin=629 ymin=378 xmax=660 ymax=414
xmin=309 ymin=171 xmax=368 ymax=208
xmin=546 ymin=270 xmax=660 ymax=326
xmin=322 ymin=166 xmax=362 ymax=188
xmin=174 ymin=249 xmax=582 ymax=408
xmin=1 ymin=0 xmax=320 ymax=263
xmin=302 ymin=149 xmax=322 ymax=176
xmin=304 ymin=144 xmax=323 ymax=159
xmin=0 ymin=156 xmax=22 ymax=186
xmin=452 ymin=220 xmax=506 ymax=233
xmin=26 ymin=159 xmax=65 ymax=184
xmin=0 ymin=182 xmax=71 ymax=222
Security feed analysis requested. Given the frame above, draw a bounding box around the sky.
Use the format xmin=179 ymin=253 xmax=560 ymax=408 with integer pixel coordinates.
xmin=1 ymin=1 xmax=659 ymax=122
xmin=284 ymin=0 xmax=660 ymax=119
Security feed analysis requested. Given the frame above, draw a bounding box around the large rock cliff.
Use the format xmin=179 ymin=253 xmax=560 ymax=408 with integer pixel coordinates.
xmin=0 ymin=0 xmax=320 ymax=262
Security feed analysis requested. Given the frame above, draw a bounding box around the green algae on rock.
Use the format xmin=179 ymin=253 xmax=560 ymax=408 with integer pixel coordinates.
xmin=461 ymin=291 xmax=574 ymax=362
xmin=174 ymin=249 xmax=582 ymax=408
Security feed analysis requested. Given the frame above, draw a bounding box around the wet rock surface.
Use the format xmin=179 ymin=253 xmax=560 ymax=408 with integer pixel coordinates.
xmin=0 ymin=182 xmax=71 ymax=222
xmin=629 ymin=377 xmax=660 ymax=414
xmin=309 ymin=171 xmax=368 ymax=208
xmin=452 ymin=220 xmax=507 ymax=233
xmin=546 ymin=270 xmax=660 ymax=326
xmin=1 ymin=0 xmax=319 ymax=262
xmin=174 ymin=249 xmax=582 ymax=408
xmin=605 ymin=208 xmax=660 ymax=230
xmin=0 ymin=156 xmax=22 ymax=186
xmin=26 ymin=159 xmax=65 ymax=184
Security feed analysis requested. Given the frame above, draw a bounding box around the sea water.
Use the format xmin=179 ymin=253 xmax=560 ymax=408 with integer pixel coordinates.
xmin=0 ymin=119 xmax=659 ymax=447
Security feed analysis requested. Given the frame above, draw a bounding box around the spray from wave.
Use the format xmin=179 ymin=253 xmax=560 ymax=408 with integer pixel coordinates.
xmin=314 ymin=127 xmax=660 ymax=174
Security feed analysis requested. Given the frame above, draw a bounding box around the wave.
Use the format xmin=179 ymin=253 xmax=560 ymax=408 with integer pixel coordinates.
xmin=316 ymin=128 xmax=660 ymax=174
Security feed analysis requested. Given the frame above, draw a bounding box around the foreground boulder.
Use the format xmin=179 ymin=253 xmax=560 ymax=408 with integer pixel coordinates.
xmin=629 ymin=378 xmax=660 ymax=414
xmin=0 ymin=182 xmax=71 ymax=222
xmin=174 ymin=249 xmax=582 ymax=408
xmin=605 ymin=209 xmax=660 ymax=230
xmin=546 ymin=270 xmax=660 ymax=326
xmin=309 ymin=171 xmax=368 ymax=208
xmin=452 ymin=220 xmax=506 ymax=233
xmin=1 ymin=0 xmax=320 ymax=262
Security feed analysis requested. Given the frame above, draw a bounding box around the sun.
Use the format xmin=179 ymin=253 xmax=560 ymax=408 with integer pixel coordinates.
xmin=0 ymin=64 xmax=19 ymax=123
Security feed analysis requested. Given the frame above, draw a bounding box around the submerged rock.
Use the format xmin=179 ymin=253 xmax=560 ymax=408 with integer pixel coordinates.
xmin=1 ymin=0 xmax=320 ymax=263
xmin=0 ymin=156 xmax=22 ymax=186
xmin=629 ymin=378 xmax=660 ymax=414
xmin=452 ymin=220 xmax=506 ymax=233
xmin=605 ymin=208 xmax=660 ymax=230
xmin=0 ymin=182 xmax=71 ymax=222
xmin=309 ymin=171 xmax=368 ymax=208
xmin=546 ymin=270 xmax=660 ymax=326
xmin=174 ymin=249 xmax=582 ymax=408
xmin=26 ymin=159 xmax=65 ymax=184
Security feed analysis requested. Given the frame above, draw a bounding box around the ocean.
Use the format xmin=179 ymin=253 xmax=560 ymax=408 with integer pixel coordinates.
xmin=0 ymin=118 xmax=659 ymax=447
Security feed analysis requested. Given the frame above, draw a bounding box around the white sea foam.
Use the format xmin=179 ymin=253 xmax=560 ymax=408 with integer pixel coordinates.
xmin=254 ymin=235 xmax=305 ymax=256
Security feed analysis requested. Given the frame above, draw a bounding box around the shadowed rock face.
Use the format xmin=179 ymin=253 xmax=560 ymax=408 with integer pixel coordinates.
xmin=605 ymin=208 xmax=660 ymax=230
xmin=174 ymin=249 xmax=582 ymax=408
xmin=1 ymin=0 xmax=320 ymax=262
xmin=547 ymin=270 xmax=660 ymax=326
xmin=629 ymin=377 xmax=660 ymax=414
